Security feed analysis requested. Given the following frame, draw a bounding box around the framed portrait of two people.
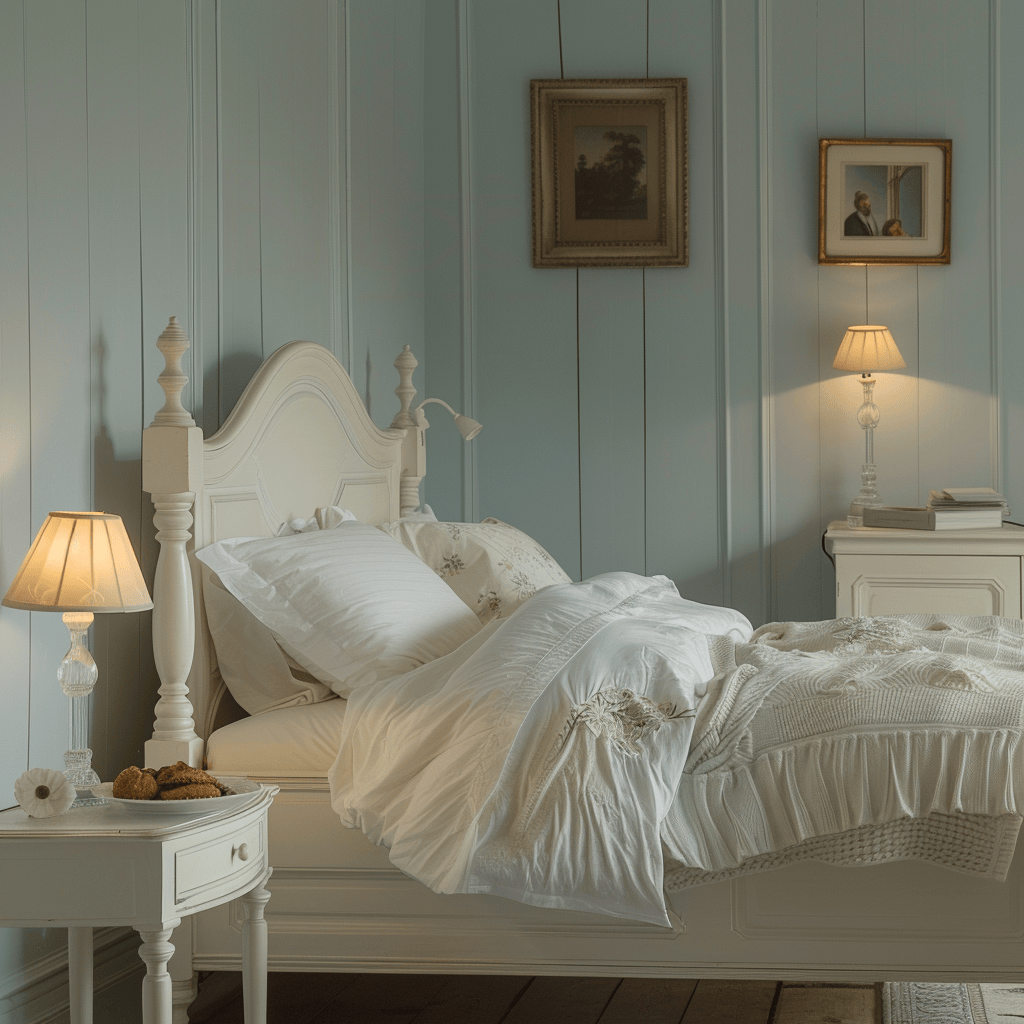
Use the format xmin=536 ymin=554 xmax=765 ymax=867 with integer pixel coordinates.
xmin=819 ymin=138 xmax=951 ymax=265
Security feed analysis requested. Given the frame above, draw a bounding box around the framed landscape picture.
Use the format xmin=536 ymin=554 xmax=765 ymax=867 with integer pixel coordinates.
xmin=530 ymin=78 xmax=688 ymax=268
xmin=818 ymin=138 xmax=951 ymax=265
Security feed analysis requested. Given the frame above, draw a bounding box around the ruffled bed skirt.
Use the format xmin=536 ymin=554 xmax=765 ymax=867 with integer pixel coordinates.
xmin=661 ymin=615 xmax=1024 ymax=886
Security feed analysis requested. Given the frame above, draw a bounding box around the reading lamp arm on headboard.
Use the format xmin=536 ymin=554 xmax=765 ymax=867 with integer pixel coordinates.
xmin=388 ymin=347 xmax=483 ymax=515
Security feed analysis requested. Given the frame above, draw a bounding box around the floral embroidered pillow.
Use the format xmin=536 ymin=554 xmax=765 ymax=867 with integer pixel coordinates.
xmin=377 ymin=518 xmax=572 ymax=624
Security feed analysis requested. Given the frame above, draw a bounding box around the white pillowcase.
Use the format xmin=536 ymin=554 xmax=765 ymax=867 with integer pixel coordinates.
xmin=377 ymin=518 xmax=572 ymax=624
xmin=200 ymin=565 xmax=337 ymax=716
xmin=197 ymin=522 xmax=481 ymax=697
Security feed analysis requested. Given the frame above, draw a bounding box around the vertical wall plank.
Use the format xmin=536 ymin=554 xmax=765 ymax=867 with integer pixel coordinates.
xmin=85 ymin=0 xmax=144 ymax=783
xmin=0 ymin=0 xmax=32 ymax=803
xmin=645 ymin=0 xmax=727 ymax=605
xmin=468 ymin=0 xmax=581 ymax=577
xmin=999 ymin=0 xmax=1024 ymax=517
xmin=140 ymin=0 xmax=191 ymax=428
xmin=559 ymin=0 xmax=648 ymax=579
xmin=423 ymin=0 xmax=465 ymax=521
xmin=721 ymin=0 xmax=769 ymax=623
xmin=219 ymin=0 xmax=265 ymax=418
xmin=194 ymin=0 xmax=223 ymax=438
xmin=768 ymin=0 xmax=824 ymax=621
xmin=24 ymin=0 xmax=93 ymax=772
xmin=348 ymin=0 xmax=426 ymax=428
xmin=258 ymin=0 xmax=333 ymax=358
xmin=918 ymin=0 xmax=993 ymax=493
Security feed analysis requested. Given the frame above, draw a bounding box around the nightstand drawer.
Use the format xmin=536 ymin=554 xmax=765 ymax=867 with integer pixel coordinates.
xmin=838 ymin=553 xmax=1021 ymax=617
xmin=175 ymin=818 xmax=265 ymax=904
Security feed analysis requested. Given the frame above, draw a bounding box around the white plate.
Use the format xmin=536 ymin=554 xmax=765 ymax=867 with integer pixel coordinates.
xmin=92 ymin=776 xmax=262 ymax=816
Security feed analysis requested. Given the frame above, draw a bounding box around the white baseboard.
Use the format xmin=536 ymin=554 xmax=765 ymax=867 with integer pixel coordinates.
xmin=0 ymin=927 xmax=144 ymax=1024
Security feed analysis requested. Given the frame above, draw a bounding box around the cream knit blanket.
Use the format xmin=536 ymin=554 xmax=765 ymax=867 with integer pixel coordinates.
xmin=663 ymin=614 xmax=1024 ymax=890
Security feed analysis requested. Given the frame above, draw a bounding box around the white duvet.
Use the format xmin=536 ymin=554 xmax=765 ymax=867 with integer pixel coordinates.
xmin=329 ymin=573 xmax=1024 ymax=927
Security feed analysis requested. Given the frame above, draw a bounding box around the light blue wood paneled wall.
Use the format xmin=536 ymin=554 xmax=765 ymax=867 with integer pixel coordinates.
xmin=0 ymin=0 xmax=425 ymax=1015
xmin=423 ymin=0 xmax=767 ymax=614
xmin=422 ymin=0 xmax=1023 ymax=630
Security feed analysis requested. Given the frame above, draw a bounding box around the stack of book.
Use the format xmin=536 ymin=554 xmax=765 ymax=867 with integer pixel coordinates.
xmin=861 ymin=488 xmax=1010 ymax=531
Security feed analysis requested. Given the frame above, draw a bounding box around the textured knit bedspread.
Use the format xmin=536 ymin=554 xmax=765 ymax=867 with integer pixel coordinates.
xmin=663 ymin=613 xmax=1024 ymax=891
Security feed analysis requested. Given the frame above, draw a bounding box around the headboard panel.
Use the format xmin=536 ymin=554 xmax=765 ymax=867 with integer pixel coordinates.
xmin=142 ymin=322 xmax=424 ymax=764
xmin=198 ymin=342 xmax=406 ymax=545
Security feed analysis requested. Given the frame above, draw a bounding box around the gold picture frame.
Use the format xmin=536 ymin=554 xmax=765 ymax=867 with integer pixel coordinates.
xmin=818 ymin=138 xmax=952 ymax=265
xmin=530 ymin=78 xmax=688 ymax=268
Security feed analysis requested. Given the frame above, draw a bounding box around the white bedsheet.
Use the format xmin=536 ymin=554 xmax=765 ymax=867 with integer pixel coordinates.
xmin=207 ymin=697 xmax=347 ymax=776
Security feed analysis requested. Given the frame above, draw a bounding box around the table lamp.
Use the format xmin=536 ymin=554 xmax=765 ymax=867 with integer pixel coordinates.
xmin=833 ymin=325 xmax=906 ymax=527
xmin=2 ymin=512 xmax=152 ymax=805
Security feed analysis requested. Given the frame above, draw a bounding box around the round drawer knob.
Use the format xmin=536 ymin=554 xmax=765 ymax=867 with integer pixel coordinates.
xmin=234 ymin=842 xmax=249 ymax=862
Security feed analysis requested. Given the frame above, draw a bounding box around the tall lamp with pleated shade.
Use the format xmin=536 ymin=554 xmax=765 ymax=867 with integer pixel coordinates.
xmin=2 ymin=512 xmax=152 ymax=805
xmin=834 ymin=326 xmax=906 ymax=527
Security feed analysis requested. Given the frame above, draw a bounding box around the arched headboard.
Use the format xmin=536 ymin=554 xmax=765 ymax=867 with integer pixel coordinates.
xmin=141 ymin=318 xmax=425 ymax=766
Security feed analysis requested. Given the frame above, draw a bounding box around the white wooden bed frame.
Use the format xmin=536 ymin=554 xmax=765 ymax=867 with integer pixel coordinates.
xmin=140 ymin=318 xmax=1024 ymax=1021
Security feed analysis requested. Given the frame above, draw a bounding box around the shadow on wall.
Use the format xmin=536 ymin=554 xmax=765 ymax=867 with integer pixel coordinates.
xmin=93 ymin=329 xmax=157 ymax=786
xmin=212 ymin=351 xmax=265 ymax=431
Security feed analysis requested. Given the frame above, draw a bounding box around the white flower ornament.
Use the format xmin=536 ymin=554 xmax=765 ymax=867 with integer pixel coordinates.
xmin=15 ymin=768 xmax=76 ymax=818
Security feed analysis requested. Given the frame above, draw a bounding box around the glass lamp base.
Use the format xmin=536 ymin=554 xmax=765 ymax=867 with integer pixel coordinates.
xmin=64 ymin=748 xmax=103 ymax=806
xmin=71 ymin=790 xmax=107 ymax=808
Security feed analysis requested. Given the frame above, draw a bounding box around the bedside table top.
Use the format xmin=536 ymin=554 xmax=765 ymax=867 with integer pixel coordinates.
xmin=825 ymin=520 xmax=1024 ymax=556
xmin=0 ymin=785 xmax=276 ymax=839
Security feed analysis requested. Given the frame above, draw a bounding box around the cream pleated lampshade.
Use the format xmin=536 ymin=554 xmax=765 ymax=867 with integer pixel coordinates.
xmin=2 ymin=511 xmax=152 ymax=613
xmin=833 ymin=325 xmax=906 ymax=372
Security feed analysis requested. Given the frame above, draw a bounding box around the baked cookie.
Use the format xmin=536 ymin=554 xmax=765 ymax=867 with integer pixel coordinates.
xmin=158 ymin=783 xmax=221 ymax=800
xmin=112 ymin=766 xmax=159 ymax=800
xmin=155 ymin=760 xmax=218 ymax=789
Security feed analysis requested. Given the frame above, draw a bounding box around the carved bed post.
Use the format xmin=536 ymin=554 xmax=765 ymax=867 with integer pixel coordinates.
xmin=390 ymin=345 xmax=427 ymax=516
xmin=143 ymin=316 xmax=204 ymax=769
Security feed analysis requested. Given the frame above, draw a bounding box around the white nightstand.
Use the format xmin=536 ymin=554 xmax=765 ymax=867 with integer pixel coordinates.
xmin=824 ymin=520 xmax=1024 ymax=618
xmin=0 ymin=784 xmax=277 ymax=1024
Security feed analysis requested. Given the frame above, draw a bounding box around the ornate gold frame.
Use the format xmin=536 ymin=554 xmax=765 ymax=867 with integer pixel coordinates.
xmin=531 ymin=78 xmax=688 ymax=268
xmin=818 ymin=138 xmax=952 ymax=266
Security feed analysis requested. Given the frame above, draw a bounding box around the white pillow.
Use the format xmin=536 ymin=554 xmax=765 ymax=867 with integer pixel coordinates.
xmin=200 ymin=565 xmax=337 ymax=716
xmin=196 ymin=522 xmax=481 ymax=697
xmin=377 ymin=518 xmax=572 ymax=624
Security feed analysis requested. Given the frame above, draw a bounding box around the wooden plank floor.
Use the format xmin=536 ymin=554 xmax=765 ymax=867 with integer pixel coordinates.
xmin=190 ymin=973 xmax=881 ymax=1024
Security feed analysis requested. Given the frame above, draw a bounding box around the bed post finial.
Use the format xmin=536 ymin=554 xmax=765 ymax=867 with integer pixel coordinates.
xmin=391 ymin=345 xmax=418 ymax=430
xmin=153 ymin=315 xmax=196 ymax=427
xmin=390 ymin=346 xmax=426 ymax=515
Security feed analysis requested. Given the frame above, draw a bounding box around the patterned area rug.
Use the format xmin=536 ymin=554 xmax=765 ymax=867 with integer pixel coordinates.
xmin=884 ymin=983 xmax=1024 ymax=1024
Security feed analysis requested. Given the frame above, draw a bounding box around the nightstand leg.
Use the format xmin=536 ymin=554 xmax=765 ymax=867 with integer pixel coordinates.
xmin=240 ymin=874 xmax=272 ymax=1023
xmin=138 ymin=922 xmax=179 ymax=1024
xmin=67 ymin=926 xmax=92 ymax=1024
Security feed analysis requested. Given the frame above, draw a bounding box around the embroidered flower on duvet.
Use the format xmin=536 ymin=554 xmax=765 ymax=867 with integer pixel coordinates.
xmin=557 ymin=688 xmax=694 ymax=757
xmin=437 ymin=553 xmax=465 ymax=577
